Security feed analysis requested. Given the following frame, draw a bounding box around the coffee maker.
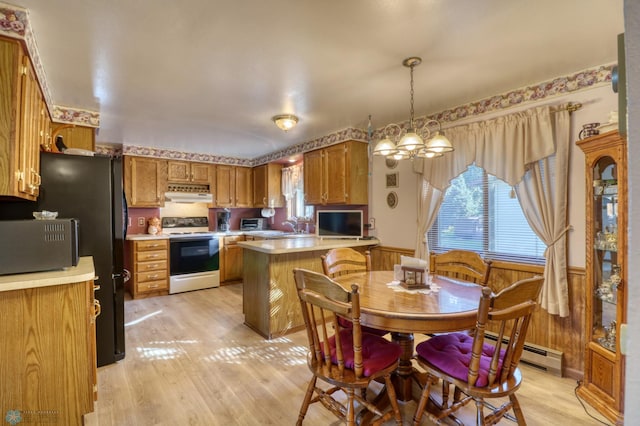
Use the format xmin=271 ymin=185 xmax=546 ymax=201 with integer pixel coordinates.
xmin=217 ymin=210 xmax=231 ymax=232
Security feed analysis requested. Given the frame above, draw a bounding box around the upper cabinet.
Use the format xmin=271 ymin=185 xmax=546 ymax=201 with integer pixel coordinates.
xmin=0 ymin=37 xmax=51 ymax=201
xmin=51 ymin=124 xmax=95 ymax=152
xmin=167 ymin=160 xmax=212 ymax=184
xmin=253 ymin=163 xmax=284 ymax=208
xmin=124 ymin=156 xmax=168 ymax=207
xmin=303 ymin=140 xmax=368 ymax=205
xmin=576 ymin=130 xmax=627 ymax=424
xmin=215 ymin=165 xmax=252 ymax=208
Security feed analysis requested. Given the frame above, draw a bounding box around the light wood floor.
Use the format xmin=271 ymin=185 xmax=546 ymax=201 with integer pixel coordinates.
xmin=84 ymin=283 xmax=613 ymax=426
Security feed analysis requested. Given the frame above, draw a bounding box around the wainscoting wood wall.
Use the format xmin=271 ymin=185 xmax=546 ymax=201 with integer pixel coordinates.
xmin=370 ymin=246 xmax=586 ymax=379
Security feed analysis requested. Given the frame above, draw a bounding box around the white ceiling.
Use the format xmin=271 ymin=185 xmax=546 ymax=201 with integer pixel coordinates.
xmin=12 ymin=0 xmax=624 ymax=160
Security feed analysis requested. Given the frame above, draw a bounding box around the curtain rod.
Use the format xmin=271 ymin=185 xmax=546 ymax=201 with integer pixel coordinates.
xmin=553 ymin=102 xmax=583 ymax=114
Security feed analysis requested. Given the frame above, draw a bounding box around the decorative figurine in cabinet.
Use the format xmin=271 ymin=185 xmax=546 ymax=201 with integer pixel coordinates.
xmin=576 ymin=130 xmax=626 ymax=425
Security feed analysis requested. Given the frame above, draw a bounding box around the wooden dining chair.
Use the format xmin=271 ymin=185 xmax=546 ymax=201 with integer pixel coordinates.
xmin=412 ymin=275 xmax=544 ymax=426
xmin=293 ymin=268 xmax=403 ymax=426
xmin=321 ymin=248 xmax=388 ymax=336
xmin=433 ymin=249 xmax=492 ymax=285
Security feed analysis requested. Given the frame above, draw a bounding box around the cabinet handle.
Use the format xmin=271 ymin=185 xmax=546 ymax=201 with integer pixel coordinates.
xmin=149 ymin=284 xmax=159 ymax=289
xmin=150 ymin=274 xmax=159 ymax=279
xmin=263 ymin=197 xmax=267 ymax=205
xmin=93 ymin=284 xmax=101 ymax=292
xmin=94 ymin=299 xmax=102 ymax=318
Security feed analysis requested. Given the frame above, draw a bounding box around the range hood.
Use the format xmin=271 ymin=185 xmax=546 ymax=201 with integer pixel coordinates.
xmin=165 ymin=191 xmax=213 ymax=203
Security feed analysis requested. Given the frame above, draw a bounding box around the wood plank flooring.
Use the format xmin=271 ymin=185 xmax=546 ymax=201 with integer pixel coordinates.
xmin=84 ymin=283 xmax=613 ymax=425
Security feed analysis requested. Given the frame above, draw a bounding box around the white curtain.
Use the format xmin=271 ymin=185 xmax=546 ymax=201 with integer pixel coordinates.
xmin=415 ymin=177 xmax=444 ymax=260
xmin=514 ymin=107 xmax=571 ymax=316
xmin=413 ymin=105 xmax=571 ymax=316
xmin=282 ymin=164 xmax=303 ymax=219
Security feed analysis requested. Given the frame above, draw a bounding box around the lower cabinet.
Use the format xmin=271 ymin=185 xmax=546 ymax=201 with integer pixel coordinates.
xmin=129 ymin=239 xmax=169 ymax=298
xmin=221 ymin=235 xmax=244 ymax=283
xmin=0 ymin=278 xmax=96 ymax=425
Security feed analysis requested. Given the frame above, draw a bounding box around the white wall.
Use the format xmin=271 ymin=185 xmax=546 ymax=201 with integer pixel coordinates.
xmin=368 ymin=84 xmax=618 ymax=268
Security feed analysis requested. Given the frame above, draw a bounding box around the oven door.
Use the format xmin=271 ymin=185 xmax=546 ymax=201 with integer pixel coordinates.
xmin=169 ymin=237 xmax=220 ymax=276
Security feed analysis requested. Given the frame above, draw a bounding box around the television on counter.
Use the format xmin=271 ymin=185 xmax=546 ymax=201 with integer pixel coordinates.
xmin=316 ymin=210 xmax=363 ymax=239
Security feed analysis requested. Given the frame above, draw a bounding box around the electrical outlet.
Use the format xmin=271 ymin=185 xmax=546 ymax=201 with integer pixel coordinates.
xmin=137 ymin=217 xmax=146 ymax=227
xmin=368 ymin=218 xmax=375 ymax=230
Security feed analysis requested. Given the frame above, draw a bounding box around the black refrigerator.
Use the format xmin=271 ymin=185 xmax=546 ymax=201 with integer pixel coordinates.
xmin=36 ymin=151 xmax=127 ymax=367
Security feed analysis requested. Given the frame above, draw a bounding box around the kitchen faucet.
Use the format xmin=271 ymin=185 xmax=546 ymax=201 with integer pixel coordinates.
xmin=282 ymin=219 xmax=298 ymax=233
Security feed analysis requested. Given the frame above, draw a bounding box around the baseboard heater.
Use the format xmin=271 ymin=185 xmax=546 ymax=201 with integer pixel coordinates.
xmin=484 ymin=331 xmax=563 ymax=377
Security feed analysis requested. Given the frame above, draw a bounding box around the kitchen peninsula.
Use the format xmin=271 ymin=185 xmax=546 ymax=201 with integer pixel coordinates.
xmin=238 ymin=237 xmax=379 ymax=338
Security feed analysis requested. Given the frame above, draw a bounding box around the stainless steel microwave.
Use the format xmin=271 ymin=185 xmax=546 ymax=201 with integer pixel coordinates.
xmin=0 ymin=219 xmax=79 ymax=275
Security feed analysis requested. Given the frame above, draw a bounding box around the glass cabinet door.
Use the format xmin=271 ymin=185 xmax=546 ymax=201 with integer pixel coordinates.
xmin=591 ymin=156 xmax=619 ymax=352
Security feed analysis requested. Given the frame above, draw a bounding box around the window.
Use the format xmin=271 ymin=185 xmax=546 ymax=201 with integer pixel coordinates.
xmin=282 ymin=164 xmax=314 ymax=220
xmin=427 ymin=164 xmax=545 ymax=263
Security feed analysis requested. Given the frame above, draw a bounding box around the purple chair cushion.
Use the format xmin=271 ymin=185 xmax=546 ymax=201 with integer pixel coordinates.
xmin=337 ymin=316 xmax=389 ymax=337
xmin=415 ymin=332 xmax=505 ymax=387
xmin=324 ymin=329 xmax=402 ymax=377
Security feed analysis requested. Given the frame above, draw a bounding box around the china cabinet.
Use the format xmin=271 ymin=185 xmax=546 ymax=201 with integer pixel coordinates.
xmin=253 ymin=162 xmax=284 ymax=208
xmin=124 ymin=156 xmax=168 ymax=207
xmin=576 ymin=130 xmax=626 ymax=425
xmin=303 ymin=140 xmax=368 ymax=205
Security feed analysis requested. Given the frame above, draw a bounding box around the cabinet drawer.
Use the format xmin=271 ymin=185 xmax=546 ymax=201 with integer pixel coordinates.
xmin=137 ymin=259 xmax=167 ymax=272
xmin=137 ymin=269 xmax=168 ymax=283
xmin=136 ymin=250 xmax=167 ymax=262
xmin=136 ymin=239 xmax=168 ymax=251
xmin=136 ymin=279 xmax=169 ymax=293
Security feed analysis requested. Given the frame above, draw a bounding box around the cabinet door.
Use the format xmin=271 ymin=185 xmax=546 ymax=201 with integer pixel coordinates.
xmin=215 ymin=165 xmax=234 ymax=207
xmin=303 ymin=149 xmax=325 ymax=204
xmin=253 ymin=163 xmax=283 ymax=208
xmin=124 ymin=156 xmax=167 ymax=207
xmin=167 ymin=161 xmax=191 ymax=182
xmin=18 ymin=53 xmax=42 ymax=199
xmin=324 ymin=143 xmax=348 ymax=204
xmin=223 ymin=244 xmax=244 ymax=282
xmin=234 ymin=166 xmax=253 ymax=207
xmin=191 ymin=162 xmax=211 ymax=184
xmin=253 ymin=164 xmax=268 ymax=207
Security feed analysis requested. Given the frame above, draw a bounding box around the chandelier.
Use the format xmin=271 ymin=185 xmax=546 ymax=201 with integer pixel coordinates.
xmin=373 ymin=57 xmax=453 ymax=160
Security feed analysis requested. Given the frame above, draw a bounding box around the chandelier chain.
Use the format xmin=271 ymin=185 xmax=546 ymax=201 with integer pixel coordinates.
xmin=409 ymin=63 xmax=415 ymax=129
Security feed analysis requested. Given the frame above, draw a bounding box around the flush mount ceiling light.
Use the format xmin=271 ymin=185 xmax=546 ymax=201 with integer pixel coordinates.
xmin=272 ymin=114 xmax=299 ymax=132
xmin=373 ymin=57 xmax=454 ymax=160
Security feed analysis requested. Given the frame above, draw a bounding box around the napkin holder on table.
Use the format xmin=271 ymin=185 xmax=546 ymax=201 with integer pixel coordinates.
xmin=394 ymin=256 xmax=430 ymax=290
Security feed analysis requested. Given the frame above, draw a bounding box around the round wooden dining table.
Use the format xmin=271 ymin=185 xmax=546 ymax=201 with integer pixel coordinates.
xmin=333 ymin=270 xmax=484 ymax=403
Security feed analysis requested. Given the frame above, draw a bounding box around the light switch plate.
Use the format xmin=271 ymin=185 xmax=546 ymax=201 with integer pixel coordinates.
xmin=137 ymin=217 xmax=146 ymax=227
xmin=620 ymin=323 xmax=627 ymax=355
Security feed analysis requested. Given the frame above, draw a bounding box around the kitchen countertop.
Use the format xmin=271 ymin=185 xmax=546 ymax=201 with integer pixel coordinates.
xmin=125 ymin=230 xmax=311 ymax=240
xmin=237 ymin=237 xmax=379 ymax=254
xmin=0 ymin=256 xmax=95 ymax=292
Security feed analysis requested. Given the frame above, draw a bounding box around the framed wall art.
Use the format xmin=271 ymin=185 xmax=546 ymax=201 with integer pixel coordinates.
xmin=386 ymin=172 xmax=399 ymax=188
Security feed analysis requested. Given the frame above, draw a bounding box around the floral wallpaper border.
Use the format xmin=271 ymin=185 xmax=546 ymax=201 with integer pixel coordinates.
xmin=3 ymin=2 xmax=614 ymax=164
xmin=98 ymin=62 xmax=613 ymax=166
xmin=0 ymin=2 xmax=99 ymax=127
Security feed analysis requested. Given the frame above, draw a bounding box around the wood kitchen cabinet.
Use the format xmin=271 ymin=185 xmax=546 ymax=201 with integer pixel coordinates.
xmin=0 ymin=36 xmax=51 ymax=200
xmin=51 ymin=124 xmax=95 ymax=151
xmin=253 ymin=162 xmax=284 ymax=208
xmin=215 ymin=165 xmax=252 ymax=208
xmin=576 ymin=130 xmax=627 ymax=424
xmin=124 ymin=156 xmax=168 ymax=207
xmin=167 ymin=160 xmax=212 ymax=184
xmin=0 ymin=257 xmax=97 ymax=425
xmin=303 ymin=140 xmax=368 ymax=205
xmin=220 ymin=235 xmax=244 ymax=283
xmin=128 ymin=239 xmax=170 ymax=298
